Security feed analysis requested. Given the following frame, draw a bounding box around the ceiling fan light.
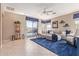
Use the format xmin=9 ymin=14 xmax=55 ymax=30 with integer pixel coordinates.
xmin=52 ymin=12 xmax=56 ymax=14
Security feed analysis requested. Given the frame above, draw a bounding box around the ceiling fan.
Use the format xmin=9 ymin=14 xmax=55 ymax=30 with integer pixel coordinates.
xmin=42 ymin=8 xmax=56 ymax=15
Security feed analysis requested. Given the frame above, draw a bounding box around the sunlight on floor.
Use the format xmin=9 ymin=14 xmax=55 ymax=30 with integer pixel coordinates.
xmin=0 ymin=38 xmax=57 ymax=56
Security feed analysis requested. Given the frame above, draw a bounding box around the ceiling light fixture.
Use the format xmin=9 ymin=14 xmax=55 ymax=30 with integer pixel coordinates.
xmin=42 ymin=8 xmax=56 ymax=15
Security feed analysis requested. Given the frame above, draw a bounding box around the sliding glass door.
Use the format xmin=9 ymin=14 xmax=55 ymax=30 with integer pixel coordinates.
xmin=26 ymin=19 xmax=38 ymax=37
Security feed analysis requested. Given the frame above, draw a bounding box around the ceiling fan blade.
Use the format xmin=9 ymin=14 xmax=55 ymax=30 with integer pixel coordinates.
xmin=47 ymin=10 xmax=53 ymax=12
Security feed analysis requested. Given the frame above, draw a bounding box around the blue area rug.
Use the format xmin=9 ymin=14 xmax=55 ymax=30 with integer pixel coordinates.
xmin=31 ymin=37 xmax=77 ymax=56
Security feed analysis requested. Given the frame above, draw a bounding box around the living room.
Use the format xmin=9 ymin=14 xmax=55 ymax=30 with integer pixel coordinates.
xmin=0 ymin=3 xmax=79 ymax=56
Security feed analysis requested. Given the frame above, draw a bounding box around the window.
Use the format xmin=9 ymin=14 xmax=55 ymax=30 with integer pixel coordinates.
xmin=26 ymin=20 xmax=32 ymax=28
xmin=75 ymin=20 xmax=79 ymax=24
xmin=26 ymin=20 xmax=38 ymax=37
xmin=47 ymin=24 xmax=51 ymax=30
xmin=32 ymin=22 xmax=38 ymax=28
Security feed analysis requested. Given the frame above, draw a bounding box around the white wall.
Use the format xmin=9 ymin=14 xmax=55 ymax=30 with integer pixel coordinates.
xmin=51 ymin=12 xmax=76 ymax=34
xmin=2 ymin=11 xmax=26 ymax=43
xmin=0 ymin=4 xmax=1 ymax=43
xmin=38 ymin=12 xmax=77 ymax=35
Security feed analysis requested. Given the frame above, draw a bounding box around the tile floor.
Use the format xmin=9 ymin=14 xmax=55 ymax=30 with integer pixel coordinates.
xmin=0 ymin=37 xmax=57 ymax=56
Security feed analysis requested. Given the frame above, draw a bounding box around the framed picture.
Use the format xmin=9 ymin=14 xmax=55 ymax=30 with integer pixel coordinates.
xmin=52 ymin=21 xmax=58 ymax=28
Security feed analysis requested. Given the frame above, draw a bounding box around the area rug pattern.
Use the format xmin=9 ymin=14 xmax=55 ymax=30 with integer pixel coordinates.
xmin=31 ymin=37 xmax=76 ymax=56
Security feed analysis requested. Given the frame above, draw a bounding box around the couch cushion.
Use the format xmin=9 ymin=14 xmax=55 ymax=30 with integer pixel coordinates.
xmin=52 ymin=34 xmax=58 ymax=42
xmin=66 ymin=36 xmax=74 ymax=44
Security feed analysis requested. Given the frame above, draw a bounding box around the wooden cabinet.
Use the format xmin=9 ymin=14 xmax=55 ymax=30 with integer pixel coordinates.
xmin=14 ymin=21 xmax=21 ymax=40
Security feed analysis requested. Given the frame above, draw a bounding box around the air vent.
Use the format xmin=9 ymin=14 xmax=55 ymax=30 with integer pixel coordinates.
xmin=6 ymin=6 xmax=15 ymax=11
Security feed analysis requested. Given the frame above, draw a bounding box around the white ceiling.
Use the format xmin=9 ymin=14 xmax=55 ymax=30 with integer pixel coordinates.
xmin=2 ymin=3 xmax=79 ymax=20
